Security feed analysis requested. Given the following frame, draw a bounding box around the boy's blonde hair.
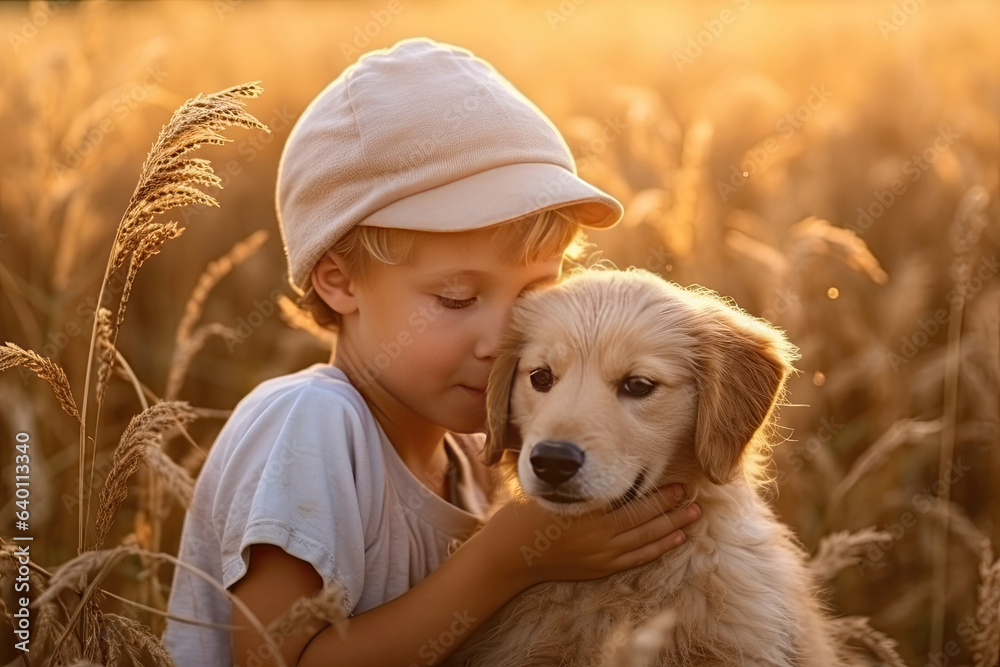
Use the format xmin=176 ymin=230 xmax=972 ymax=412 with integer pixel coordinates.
xmin=300 ymin=208 xmax=591 ymax=332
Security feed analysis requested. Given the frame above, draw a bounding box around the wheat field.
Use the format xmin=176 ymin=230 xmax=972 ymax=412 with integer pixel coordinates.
xmin=0 ymin=0 xmax=997 ymax=665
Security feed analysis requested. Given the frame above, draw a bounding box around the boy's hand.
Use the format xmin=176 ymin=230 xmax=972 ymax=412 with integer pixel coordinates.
xmin=476 ymin=484 xmax=700 ymax=590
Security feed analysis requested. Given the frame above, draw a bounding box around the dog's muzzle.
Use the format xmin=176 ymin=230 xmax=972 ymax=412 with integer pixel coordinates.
xmin=529 ymin=440 xmax=585 ymax=486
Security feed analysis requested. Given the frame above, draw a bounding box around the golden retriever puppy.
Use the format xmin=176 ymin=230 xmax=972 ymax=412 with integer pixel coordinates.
xmin=450 ymin=267 xmax=855 ymax=667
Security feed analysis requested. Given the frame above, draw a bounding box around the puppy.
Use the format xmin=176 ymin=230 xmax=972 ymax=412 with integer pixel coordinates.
xmin=450 ymin=268 xmax=854 ymax=667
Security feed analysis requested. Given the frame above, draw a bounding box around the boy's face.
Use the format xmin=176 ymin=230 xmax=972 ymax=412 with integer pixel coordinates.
xmin=341 ymin=227 xmax=563 ymax=435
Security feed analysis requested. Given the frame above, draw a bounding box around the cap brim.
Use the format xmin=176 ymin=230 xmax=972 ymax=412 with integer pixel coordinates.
xmin=359 ymin=163 xmax=623 ymax=232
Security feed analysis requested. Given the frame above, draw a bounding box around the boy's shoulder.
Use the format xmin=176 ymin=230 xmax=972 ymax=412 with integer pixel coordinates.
xmin=238 ymin=362 xmax=366 ymax=413
xmin=209 ymin=363 xmax=380 ymax=471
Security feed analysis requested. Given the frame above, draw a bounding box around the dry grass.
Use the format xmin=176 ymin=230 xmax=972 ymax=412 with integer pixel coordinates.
xmin=832 ymin=616 xmax=907 ymax=667
xmin=166 ymin=229 xmax=268 ymax=401
xmin=0 ymin=343 xmax=81 ymax=423
xmin=94 ymin=401 xmax=197 ymax=549
xmin=972 ymin=540 xmax=1000 ymax=667
xmin=0 ymin=70 xmax=270 ymax=664
xmin=808 ymin=527 xmax=891 ymax=583
xmin=0 ymin=1 xmax=997 ymax=665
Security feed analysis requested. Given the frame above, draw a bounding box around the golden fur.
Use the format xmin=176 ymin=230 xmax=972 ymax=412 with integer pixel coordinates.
xmin=450 ymin=267 xmax=857 ymax=666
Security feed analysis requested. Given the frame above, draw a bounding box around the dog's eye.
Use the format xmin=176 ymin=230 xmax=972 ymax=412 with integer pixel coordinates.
xmin=621 ymin=376 xmax=656 ymax=397
xmin=529 ymin=367 xmax=555 ymax=392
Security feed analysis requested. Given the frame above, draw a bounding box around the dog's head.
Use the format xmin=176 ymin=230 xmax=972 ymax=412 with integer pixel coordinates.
xmin=485 ymin=268 xmax=797 ymax=514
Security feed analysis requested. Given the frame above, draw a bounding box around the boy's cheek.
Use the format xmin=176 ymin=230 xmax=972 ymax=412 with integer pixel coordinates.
xmin=407 ymin=310 xmax=427 ymax=334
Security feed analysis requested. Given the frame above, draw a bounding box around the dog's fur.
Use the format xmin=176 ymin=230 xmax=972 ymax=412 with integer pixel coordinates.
xmin=450 ymin=268 xmax=855 ymax=667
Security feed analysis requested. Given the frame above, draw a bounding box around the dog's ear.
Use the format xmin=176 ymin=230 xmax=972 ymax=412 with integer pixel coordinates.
xmin=484 ymin=347 xmax=521 ymax=466
xmin=694 ymin=320 xmax=792 ymax=484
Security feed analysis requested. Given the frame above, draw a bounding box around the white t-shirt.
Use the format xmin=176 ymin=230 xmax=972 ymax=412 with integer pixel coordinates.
xmin=162 ymin=363 xmax=492 ymax=666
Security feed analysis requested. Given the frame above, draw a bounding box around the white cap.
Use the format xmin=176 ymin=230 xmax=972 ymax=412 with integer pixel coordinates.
xmin=276 ymin=37 xmax=623 ymax=295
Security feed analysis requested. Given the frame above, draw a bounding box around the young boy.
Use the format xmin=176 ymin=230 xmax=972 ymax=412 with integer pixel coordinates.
xmin=163 ymin=38 xmax=699 ymax=667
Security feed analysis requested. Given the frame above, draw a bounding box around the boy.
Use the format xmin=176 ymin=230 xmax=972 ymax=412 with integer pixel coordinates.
xmin=163 ymin=38 xmax=699 ymax=667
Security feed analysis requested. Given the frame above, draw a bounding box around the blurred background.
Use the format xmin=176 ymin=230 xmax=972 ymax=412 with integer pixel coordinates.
xmin=0 ymin=0 xmax=997 ymax=664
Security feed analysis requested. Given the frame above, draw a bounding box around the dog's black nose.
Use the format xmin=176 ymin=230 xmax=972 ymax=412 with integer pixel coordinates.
xmin=530 ymin=440 xmax=585 ymax=486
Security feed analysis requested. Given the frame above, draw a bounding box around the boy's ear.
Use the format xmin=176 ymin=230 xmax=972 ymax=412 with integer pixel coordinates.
xmin=311 ymin=251 xmax=358 ymax=315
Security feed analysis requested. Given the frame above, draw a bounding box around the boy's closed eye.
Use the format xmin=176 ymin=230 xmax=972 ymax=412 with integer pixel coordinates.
xmin=437 ymin=295 xmax=477 ymax=310
xmin=436 ymin=285 xmax=548 ymax=311
xmin=432 ymin=272 xmax=559 ymax=311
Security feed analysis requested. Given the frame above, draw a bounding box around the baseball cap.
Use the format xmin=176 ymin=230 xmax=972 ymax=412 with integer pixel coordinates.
xmin=276 ymin=37 xmax=624 ymax=295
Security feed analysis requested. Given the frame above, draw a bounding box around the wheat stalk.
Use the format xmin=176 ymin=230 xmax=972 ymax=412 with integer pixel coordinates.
xmin=101 ymin=612 xmax=176 ymax=667
xmin=278 ymin=293 xmax=338 ymax=347
xmin=95 ymin=307 xmax=116 ymax=405
xmin=76 ymin=81 xmax=267 ymax=555
xmin=166 ymin=321 xmax=240 ymax=399
xmin=94 ymin=401 xmax=197 ymax=548
xmin=931 ymin=185 xmax=990 ymax=657
xmin=0 ymin=341 xmax=81 ymax=422
xmin=832 ymin=616 xmax=906 ymax=666
xmin=829 ymin=418 xmax=943 ymax=511
xmin=972 ymin=539 xmax=1000 ymax=667
xmin=165 ymin=229 xmax=268 ymax=400
xmin=37 ymin=546 xmax=134 ymax=608
xmin=789 ymin=217 xmax=889 ymax=285
xmin=661 ymin=118 xmax=712 ymax=258
xmin=47 ymin=551 xmax=132 ymax=659
xmin=14 ymin=538 xmax=276 ymax=666
xmin=808 ymin=527 xmax=890 ymax=582
xmin=144 ymin=444 xmax=195 ymax=508
xmin=265 ymin=580 xmax=350 ymax=641
xmin=927 ymin=501 xmax=987 ymax=557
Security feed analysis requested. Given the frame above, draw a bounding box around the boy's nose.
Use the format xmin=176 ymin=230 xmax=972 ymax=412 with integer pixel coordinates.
xmin=474 ymin=329 xmax=503 ymax=360
xmin=474 ymin=306 xmax=511 ymax=359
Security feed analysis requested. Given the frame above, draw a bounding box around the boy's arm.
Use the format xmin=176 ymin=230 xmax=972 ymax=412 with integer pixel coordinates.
xmin=229 ymin=533 xmax=511 ymax=667
xmin=231 ymin=523 xmax=520 ymax=667
xmin=231 ymin=485 xmax=696 ymax=667
xmin=230 ymin=544 xmax=328 ymax=666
